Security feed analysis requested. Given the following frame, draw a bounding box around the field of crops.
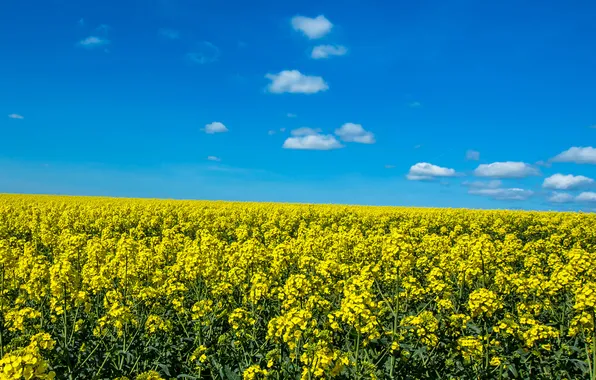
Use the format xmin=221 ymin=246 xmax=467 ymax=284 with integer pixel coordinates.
xmin=1 ymin=195 xmax=596 ymax=379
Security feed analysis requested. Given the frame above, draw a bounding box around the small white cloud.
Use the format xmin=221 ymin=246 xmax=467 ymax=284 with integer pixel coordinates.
xmin=408 ymin=101 xmax=422 ymax=108
xmin=77 ymin=36 xmax=110 ymax=49
xmin=469 ymin=187 xmax=533 ymax=201
xmin=543 ymin=173 xmax=594 ymax=190
xmin=406 ymin=162 xmax=457 ymax=181
xmin=311 ymin=44 xmax=347 ymax=59
xmin=576 ymin=192 xmax=596 ymax=202
xmin=78 ymin=18 xmax=85 ymax=26
xmin=548 ymin=192 xmax=574 ymax=203
xmin=334 ymin=123 xmax=375 ymax=144
xmin=287 ymin=113 xmax=297 ymax=118
xmin=462 ymin=180 xmax=502 ymax=189
xmin=279 ymin=127 xmax=286 ymax=132
xmin=8 ymin=114 xmax=24 ymax=119
xmin=207 ymin=156 xmax=221 ymax=162
xmin=268 ymin=130 xmax=276 ymax=136
xmin=291 ymin=15 xmax=333 ymax=39
xmin=414 ymin=144 xmax=422 ymax=149
xmin=385 ymin=164 xmax=395 ymax=169
xmin=266 ymin=70 xmax=329 ymax=94
xmin=291 ymin=127 xmax=322 ymax=136
xmin=203 ymin=122 xmax=228 ymax=134
xmin=474 ymin=161 xmax=540 ymax=178
xmin=187 ymin=41 xmax=220 ymax=64
xmin=283 ymin=134 xmax=343 ymax=150
xmin=466 ymin=150 xmax=480 ymax=161
xmin=159 ymin=28 xmax=181 ymax=39
xmin=551 ymin=146 xmax=596 ymax=164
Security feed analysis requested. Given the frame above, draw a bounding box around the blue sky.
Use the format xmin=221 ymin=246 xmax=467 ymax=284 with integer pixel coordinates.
xmin=1 ymin=0 xmax=595 ymax=210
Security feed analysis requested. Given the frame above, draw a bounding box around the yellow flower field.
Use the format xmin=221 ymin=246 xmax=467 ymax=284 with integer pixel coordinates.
xmin=1 ymin=194 xmax=596 ymax=379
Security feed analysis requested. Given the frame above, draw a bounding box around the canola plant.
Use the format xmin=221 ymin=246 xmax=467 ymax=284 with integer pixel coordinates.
xmin=0 ymin=194 xmax=595 ymax=379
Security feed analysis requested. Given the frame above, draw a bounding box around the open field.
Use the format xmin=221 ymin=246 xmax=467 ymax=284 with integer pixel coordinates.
xmin=1 ymin=194 xmax=596 ymax=379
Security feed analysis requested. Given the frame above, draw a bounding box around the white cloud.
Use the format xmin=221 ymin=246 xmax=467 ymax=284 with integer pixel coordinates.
xmin=287 ymin=113 xmax=297 ymax=118
xmin=207 ymin=156 xmax=221 ymax=162
xmin=408 ymin=101 xmax=422 ymax=108
xmin=543 ymin=173 xmax=594 ymax=190
xmin=78 ymin=18 xmax=85 ymax=26
xmin=548 ymin=192 xmax=574 ymax=203
xmin=466 ymin=150 xmax=480 ymax=161
xmin=551 ymin=147 xmax=596 ymax=164
xmin=77 ymin=36 xmax=110 ymax=49
xmin=280 ymin=128 xmax=286 ymax=132
xmin=291 ymin=15 xmax=333 ymax=39
xmin=159 ymin=28 xmax=180 ymax=39
xmin=406 ymin=162 xmax=457 ymax=181
xmin=334 ymin=123 xmax=375 ymax=144
xmin=283 ymin=134 xmax=343 ymax=150
xmin=576 ymin=192 xmax=596 ymax=202
xmin=474 ymin=161 xmax=540 ymax=178
xmin=8 ymin=114 xmax=24 ymax=119
xmin=311 ymin=44 xmax=347 ymax=59
xmin=469 ymin=187 xmax=534 ymax=201
xmin=385 ymin=164 xmax=395 ymax=169
xmin=291 ymin=127 xmax=322 ymax=136
xmin=268 ymin=130 xmax=276 ymax=136
xmin=266 ymin=70 xmax=329 ymax=94
xmin=462 ymin=180 xmax=502 ymax=189
xmin=203 ymin=122 xmax=228 ymax=134
xmin=187 ymin=41 xmax=220 ymax=64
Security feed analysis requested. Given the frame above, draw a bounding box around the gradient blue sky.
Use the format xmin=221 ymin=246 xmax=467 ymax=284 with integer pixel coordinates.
xmin=1 ymin=0 xmax=595 ymax=210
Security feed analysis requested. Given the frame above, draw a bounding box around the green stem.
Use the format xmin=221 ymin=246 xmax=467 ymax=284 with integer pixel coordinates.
xmin=63 ymin=283 xmax=72 ymax=375
xmin=94 ymin=353 xmax=110 ymax=378
xmin=484 ymin=319 xmax=489 ymax=372
xmin=355 ymin=330 xmax=361 ymax=379
xmin=390 ymin=281 xmax=400 ymax=378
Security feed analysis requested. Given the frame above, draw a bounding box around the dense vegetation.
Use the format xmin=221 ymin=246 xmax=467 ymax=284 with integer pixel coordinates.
xmin=1 ymin=195 xmax=595 ymax=379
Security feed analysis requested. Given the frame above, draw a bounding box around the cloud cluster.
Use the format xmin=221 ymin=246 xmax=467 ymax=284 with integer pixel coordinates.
xmin=406 ymin=163 xmax=457 ymax=181
xmin=474 ymin=161 xmax=540 ymax=178
xmin=77 ymin=36 xmax=110 ymax=49
xmin=543 ymin=173 xmax=594 ymax=190
xmin=8 ymin=114 xmax=24 ymax=119
xmin=266 ymin=70 xmax=329 ymax=94
xmin=291 ymin=15 xmax=333 ymax=39
xmin=283 ymin=134 xmax=342 ymax=150
xmin=551 ymin=146 xmax=596 ymax=164
xmin=283 ymin=123 xmax=375 ymax=150
xmin=203 ymin=122 xmax=228 ymax=134
xmin=311 ymin=45 xmax=347 ymax=59
xmin=469 ymin=187 xmax=534 ymax=201
xmin=548 ymin=191 xmax=596 ymax=203
xmin=335 ymin=123 xmax=375 ymax=144
xmin=577 ymin=192 xmax=596 ymax=202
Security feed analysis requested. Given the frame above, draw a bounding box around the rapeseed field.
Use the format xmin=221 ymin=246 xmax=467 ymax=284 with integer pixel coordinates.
xmin=1 ymin=194 xmax=595 ymax=379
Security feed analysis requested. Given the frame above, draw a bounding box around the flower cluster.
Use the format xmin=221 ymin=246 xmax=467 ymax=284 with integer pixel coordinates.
xmin=0 ymin=194 xmax=595 ymax=379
